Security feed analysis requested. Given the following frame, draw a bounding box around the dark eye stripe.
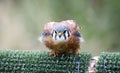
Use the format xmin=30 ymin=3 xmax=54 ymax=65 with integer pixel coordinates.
xmin=67 ymin=31 xmax=70 ymax=37
xmin=63 ymin=31 xmax=70 ymax=40
xmin=74 ymin=32 xmax=81 ymax=37
xmin=54 ymin=31 xmax=57 ymax=40
xmin=63 ymin=33 xmax=66 ymax=40
xmin=55 ymin=34 xmax=57 ymax=40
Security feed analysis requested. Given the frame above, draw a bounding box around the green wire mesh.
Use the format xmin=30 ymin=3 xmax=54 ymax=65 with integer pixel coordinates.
xmin=96 ymin=52 xmax=120 ymax=73
xmin=0 ymin=50 xmax=91 ymax=73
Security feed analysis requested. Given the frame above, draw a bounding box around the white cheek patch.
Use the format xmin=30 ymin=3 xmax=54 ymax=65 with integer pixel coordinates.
xmin=52 ymin=31 xmax=56 ymax=40
xmin=65 ymin=31 xmax=70 ymax=39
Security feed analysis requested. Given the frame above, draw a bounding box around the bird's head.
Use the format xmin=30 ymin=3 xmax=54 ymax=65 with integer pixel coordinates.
xmin=52 ymin=25 xmax=70 ymax=42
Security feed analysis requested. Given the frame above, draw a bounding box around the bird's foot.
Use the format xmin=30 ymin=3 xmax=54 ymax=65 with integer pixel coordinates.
xmin=49 ymin=51 xmax=58 ymax=56
xmin=74 ymin=50 xmax=80 ymax=55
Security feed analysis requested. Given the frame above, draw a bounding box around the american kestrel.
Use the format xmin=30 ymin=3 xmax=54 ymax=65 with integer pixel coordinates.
xmin=39 ymin=20 xmax=83 ymax=56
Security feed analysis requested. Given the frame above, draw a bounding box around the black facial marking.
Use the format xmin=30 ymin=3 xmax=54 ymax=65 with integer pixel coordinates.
xmin=63 ymin=33 xmax=66 ymax=40
xmin=74 ymin=32 xmax=81 ymax=37
xmin=42 ymin=32 xmax=49 ymax=36
xmin=54 ymin=31 xmax=57 ymax=40
xmin=67 ymin=31 xmax=70 ymax=37
xmin=55 ymin=31 xmax=57 ymax=34
xmin=63 ymin=30 xmax=66 ymax=34
xmin=51 ymin=30 xmax=57 ymax=40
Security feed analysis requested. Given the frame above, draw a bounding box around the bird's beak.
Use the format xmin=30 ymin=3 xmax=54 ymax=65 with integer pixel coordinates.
xmin=58 ymin=32 xmax=63 ymax=36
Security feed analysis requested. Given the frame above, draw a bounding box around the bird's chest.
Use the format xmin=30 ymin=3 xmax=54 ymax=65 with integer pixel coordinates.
xmin=44 ymin=36 xmax=80 ymax=52
xmin=49 ymin=41 xmax=68 ymax=52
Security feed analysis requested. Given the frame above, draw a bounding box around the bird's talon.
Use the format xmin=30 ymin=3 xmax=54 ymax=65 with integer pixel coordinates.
xmin=75 ymin=51 xmax=80 ymax=55
xmin=49 ymin=51 xmax=58 ymax=56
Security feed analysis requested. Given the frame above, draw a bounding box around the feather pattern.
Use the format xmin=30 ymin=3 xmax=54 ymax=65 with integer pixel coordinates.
xmin=43 ymin=20 xmax=79 ymax=35
xmin=39 ymin=20 xmax=83 ymax=56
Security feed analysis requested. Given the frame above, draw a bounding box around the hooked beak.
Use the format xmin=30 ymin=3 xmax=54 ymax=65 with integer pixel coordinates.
xmin=58 ymin=32 xmax=63 ymax=37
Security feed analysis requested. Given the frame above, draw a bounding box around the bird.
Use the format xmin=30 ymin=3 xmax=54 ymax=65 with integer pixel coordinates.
xmin=39 ymin=20 xmax=84 ymax=56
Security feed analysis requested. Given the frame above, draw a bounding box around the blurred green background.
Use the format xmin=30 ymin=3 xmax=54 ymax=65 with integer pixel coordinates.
xmin=0 ymin=0 xmax=120 ymax=55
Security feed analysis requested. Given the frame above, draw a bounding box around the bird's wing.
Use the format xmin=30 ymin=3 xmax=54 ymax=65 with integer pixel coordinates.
xmin=39 ymin=22 xmax=56 ymax=43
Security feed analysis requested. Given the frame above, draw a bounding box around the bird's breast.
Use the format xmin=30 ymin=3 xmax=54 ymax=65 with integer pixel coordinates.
xmin=44 ymin=35 xmax=80 ymax=53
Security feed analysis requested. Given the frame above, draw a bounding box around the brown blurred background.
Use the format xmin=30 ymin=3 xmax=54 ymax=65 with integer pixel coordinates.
xmin=0 ymin=0 xmax=120 ymax=55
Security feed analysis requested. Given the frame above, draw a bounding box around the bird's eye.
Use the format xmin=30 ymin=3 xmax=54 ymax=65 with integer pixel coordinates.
xmin=63 ymin=30 xmax=67 ymax=33
xmin=55 ymin=31 xmax=57 ymax=34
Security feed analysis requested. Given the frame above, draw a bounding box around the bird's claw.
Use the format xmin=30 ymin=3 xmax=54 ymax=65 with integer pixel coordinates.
xmin=49 ymin=51 xmax=58 ymax=56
